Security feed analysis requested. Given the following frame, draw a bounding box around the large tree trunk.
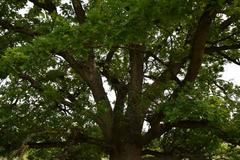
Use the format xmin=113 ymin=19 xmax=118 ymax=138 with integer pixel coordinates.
xmin=110 ymin=144 xmax=142 ymax=160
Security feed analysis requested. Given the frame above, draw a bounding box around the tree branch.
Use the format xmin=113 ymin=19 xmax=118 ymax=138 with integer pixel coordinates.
xmin=220 ymin=14 xmax=238 ymax=30
xmin=29 ymin=0 xmax=57 ymax=13
xmin=184 ymin=7 xmax=217 ymax=82
xmin=104 ymin=47 xmax=116 ymax=64
xmin=170 ymin=120 xmax=209 ymax=129
xmin=18 ymin=72 xmax=75 ymax=112
xmin=58 ymin=52 xmax=113 ymax=141
xmin=24 ymin=129 xmax=111 ymax=149
xmin=99 ymin=47 xmax=125 ymax=91
xmin=206 ymin=43 xmax=240 ymax=52
xmin=143 ymin=119 xmax=209 ymax=145
xmin=100 ymin=60 xmax=128 ymax=131
xmin=207 ymin=31 xmax=240 ymax=45
xmin=97 ymin=47 xmax=129 ymax=140
xmin=125 ymin=44 xmax=145 ymax=137
xmin=0 ymin=19 xmax=39 ymax=37
xmin=143 ymin=122 xmax=171 ymax=145
xmin=142 ymin=62 xmax=182 ymax=104
xmin=144 ymin=118 xmax=240 ymax=147
xmin=205 ymin=44 xmax=240 ymax=65
xmin=146 ymin=51 xmax=166 ymax=66
xmin=71 ymin=0 xmax=86 ymax=24
xmin=27 ymin=141 xmax=67 ymax=149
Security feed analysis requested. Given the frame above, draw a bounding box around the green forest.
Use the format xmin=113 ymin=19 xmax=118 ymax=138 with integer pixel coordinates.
xmin=0 ymin=0 xmax=240 ymax=159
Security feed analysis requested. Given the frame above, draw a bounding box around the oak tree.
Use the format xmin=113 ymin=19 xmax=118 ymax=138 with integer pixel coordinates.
xmin=0 ymin=0 xmax=240 ymax=159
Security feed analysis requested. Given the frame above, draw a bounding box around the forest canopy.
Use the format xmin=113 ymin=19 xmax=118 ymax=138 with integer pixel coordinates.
xmin=0 ymin=0 xmax=240 ymax=160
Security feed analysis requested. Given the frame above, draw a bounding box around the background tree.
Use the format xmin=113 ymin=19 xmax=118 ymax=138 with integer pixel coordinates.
xmin=0 ymin=0 xmax=240 ymax=159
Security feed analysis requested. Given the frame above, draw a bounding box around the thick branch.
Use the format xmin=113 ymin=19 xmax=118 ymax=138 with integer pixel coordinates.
xmin=58 ymin=52 xmax=113 ymax=141
xmin=207 ymin=31 xmax=239 ymax=45
xmin=184 ymin=7 xmax=217 ymax=82
xmin=212 ymin=51 xmax=240 ymax=65
xmin=101 ymin=59 xmax=128 ymax=132
xmin=216 ymin=130 xmax=240 ymax=146
xmin=128 ymin=45 xmax=144 ymax=98
xmin=142 ymin=62 xmax=182 ymax=104
xmin=206 ymin=43 xmax=240 ymax=52
xmin=143 ymin=119 xmax=209 ymax=144
xmin=113 ymin=86 xmax=128 ymax=118
xmin=205 ymin=44 xmax=240 ymax=65
xmin=99 ymin=47 xmax=126 ymax=92
xmin=71 ymin=0 xmax=86 ymax=24
xmin=142 ymin=15 xmax=219 ymax=141
xmin=171 ymin=120 xmax=209 ymax=128
xmin=125 ymin=45 xmax=145 ymax=136
xmin=29 ymin=0 xmax=57 ymax=13
xmin=0 ymin=19 xmax=39 ymax=37
xmin=98 ymin=48 xmax=129 ymax=140
xmin=19 ymin=73 xmax=75 ymax=111
xmin=143 ymin=123 xmax=171 ymax=145
xmin=172 ymin=120 xmax=240 ymax=146
xmin=144 ymin=118 xmax=240 ymax=147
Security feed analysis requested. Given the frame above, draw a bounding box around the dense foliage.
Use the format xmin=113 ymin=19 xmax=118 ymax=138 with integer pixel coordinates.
xmin=0 ymin=0 xmax=240 ymax=159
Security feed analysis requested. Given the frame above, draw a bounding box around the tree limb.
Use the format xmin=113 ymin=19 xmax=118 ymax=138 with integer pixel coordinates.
xmin=19 ymin=73 xmax=43 ymax=92
xmin=205 ymin=44 xmax=240 ymax=65
xmin=29 ymin=0 xmax=57 ymax=13
xmin=170 ymin=120 xmax=209 ymax=129
xmin=125 ymin=44 xmax=145 ymax=138
xmin=71 ymin=0 xmax=86 ymax=24
xmin=143 ymin=121 xmax=171 ymax=145
xmin=25 ymin=129 xmax=111 ymax=149
xmin=206 ymin=43 xmax=240 ymax=52
xmin=143 ymin=119 xmax=209 ymax=145
xmin=58 ymin=52 xmax=113 ymax=141
xmin=0 ymin=19 xmax=39 ymax=37
xmin=27 ymin=141 xmax=67 ymax=149
xmin=144 ymin=118 xmax=240 ymax=147
xmin=184 ymin=6 xmax=217 ymax=82
xmin=207 ymin=31 xmax=240 ymax=45
xmin=18 ymin=73 xmax=75 ymax=112
xmin=220 ymin=14 xmax=238 ymax=30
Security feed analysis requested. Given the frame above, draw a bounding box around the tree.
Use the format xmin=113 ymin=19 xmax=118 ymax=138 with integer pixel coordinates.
xmin=0 ymin=0 xmax=240 ymax=159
